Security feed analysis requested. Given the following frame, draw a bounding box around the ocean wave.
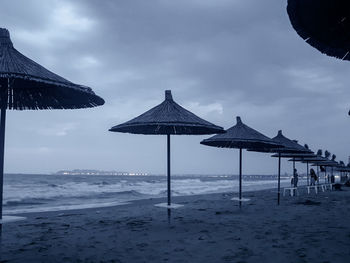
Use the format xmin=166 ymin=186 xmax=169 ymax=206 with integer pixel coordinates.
xmin=3 ymin=174 xmax=295 ymax=214
xmin=4 ymin=178 xmax=292 ymax=202
xmin=4 ymin=200 xmax=131 ymax=215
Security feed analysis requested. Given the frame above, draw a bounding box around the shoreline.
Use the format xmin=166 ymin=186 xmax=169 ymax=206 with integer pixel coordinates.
xmin=3 ymin=184 xmax=286 ymax=216
xmin=3 ymin=179 xmax=324 ymax=217
xmin=1 ymin=186 xmax=350 ymax=262
xmin=9 ymin=188 xmax=272 ymax=218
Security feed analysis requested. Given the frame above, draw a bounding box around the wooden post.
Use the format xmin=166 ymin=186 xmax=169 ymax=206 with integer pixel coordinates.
xmin=277 ymin=153 xmax=281 ymax=205
xmin=239 ymin=148 xmax=242 ymax=208
xmin=167 ymin=134 xmax=171 ymax=206
xmin=293 ymin=158 xmax=295 ymax=172
xmin=307 ymin=161 xmax=309 ymax=186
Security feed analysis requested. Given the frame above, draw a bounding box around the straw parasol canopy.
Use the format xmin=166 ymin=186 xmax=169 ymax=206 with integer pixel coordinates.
xmin=0 ymin=28 xmax=104 ymax=223
xmin=308 ymin=157 xmax=340 ymax=183
xmin=292 ymin=156 xmax=337 ymax=165
xmin=270 ymin=131 xmax=312 ymax=154
xmin=0 ymin=28 xmax=104 ymax=109
xmin=201 ymin=116 xmax=282 ymax=206
xmin=110 ymin=90 xmax=223 ymax=135
xmin=271 ymin=152 xmax=315 ymax=158
xmin=337 ymin=166 xmax=350 ymax=172
xmin=251 ymin=131 xmax=312 ymax=204
xmin=110 ymin=90 xmax=224 ymax=208
xmin=290 ymin=153 xmax=335 ymax=184
xmin=200 ymin=117 xmax=280 ymax=149
xmin=287 ymin=0 xmax=350 ymax=61
xmin=254 ymin=130 xmax=312 ymax=205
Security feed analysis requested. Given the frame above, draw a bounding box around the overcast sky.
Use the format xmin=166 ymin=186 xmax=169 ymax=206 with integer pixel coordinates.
xmin=1 ymin=0 xmax=349 ymax=175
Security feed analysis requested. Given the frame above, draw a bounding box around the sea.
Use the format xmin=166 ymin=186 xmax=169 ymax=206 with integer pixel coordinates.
xmin=3 ymin=173 xmax=306 ymax=215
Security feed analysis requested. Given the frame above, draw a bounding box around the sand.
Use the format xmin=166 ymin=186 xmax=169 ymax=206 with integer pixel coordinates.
xmin=1 ymin=186 xmax=350 ymax=263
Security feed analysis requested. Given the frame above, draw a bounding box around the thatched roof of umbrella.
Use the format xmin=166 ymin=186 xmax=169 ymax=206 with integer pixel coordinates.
xmin=200 ymin=117 xmax=283 ymax=207
xmin=271 ymin=152 xmax=315 ymax=158
xmin=291 ymin=156 xmax=330 ymax=163
xmin=252 ymin=130 xmax=313 ymax=154
xmin=272 ymin=131 xmax=312 ymax=153
xmin=308 ymin=157 xmax=340 ymax=167
xmin=109 ymin=90 xmax=224 ymax=135
xmin=261 ymin=131 xmax=312 ymax=205
xmin=200 ymin=116 xmax=280 ymax=149
xmin=337 ymin=166 xmax=350 ymax=172
xmin=310 ymin=162 xmax=339 ymax=167
xmin=0 ymin=28 xmax=104 ymax=109
xmin=287 ymin=0 xmax=350 ymax=61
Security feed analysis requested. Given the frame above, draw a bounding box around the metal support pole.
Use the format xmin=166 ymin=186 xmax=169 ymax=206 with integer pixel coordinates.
xmin=239 ymin=148 xmax=242 ymax=208
xmin=331 ymin=167 xmax=333 ymax=179
xmin=277 ymin=153 xmax=281 ymax=205
xmin=293 ymin=158 xmax=295 ymax=172
xmin=167 ymin=134 xmax=171 ymax=206
xmin=307 ymin=161 xmax=309 ymax=186
xmin=317 ymin=165 xmax=319 ymax=184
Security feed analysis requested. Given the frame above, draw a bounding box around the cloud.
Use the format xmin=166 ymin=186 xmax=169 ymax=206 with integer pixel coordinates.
xmin=1 ymin=0 xmax=349 ymax=174
xmin=185 ymin=101 xmax=224 ymax=116
xmin=285 ymin=67 xmax=343 ymax=94
xmin=35 ymin=123 xmax=78 ymax=137
xmin=7 ymin=146 xmax=53 ymax=155
xmin=12 ymin=1 xmax=96 ymax=48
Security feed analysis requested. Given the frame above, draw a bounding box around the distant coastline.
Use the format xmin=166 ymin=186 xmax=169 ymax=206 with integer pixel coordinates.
xmin=54 ymin=169 xmax=148 ymax=176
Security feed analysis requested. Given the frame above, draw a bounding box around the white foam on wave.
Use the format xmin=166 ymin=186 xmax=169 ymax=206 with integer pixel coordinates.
xmin=4 ymin=200 xmax=130 ymax=215
xmin=3 ymin=174 xmax=295 ymax=214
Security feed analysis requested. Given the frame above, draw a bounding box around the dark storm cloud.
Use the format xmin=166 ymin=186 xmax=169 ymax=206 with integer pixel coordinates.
xmin=1 ymin=0 xmax=349 ymax=174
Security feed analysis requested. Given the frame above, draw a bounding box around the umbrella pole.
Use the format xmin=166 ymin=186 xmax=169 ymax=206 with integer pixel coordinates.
xmin=307 ymin=161 xmax=309 ymax=186
xmin=331 ymin=167 xmax=333 ymax=180
xmin=0 ymin=102 xmax=6 ymax=224
xmin=167 ymin=134 xmax=171 ymax=207
xmin=239 ymin=148 xmax=242 ymax=208
xmin=277 ymin=153 xmax=281 ymax=205
xmin=293 ymin=158 xmax=295 ymax=172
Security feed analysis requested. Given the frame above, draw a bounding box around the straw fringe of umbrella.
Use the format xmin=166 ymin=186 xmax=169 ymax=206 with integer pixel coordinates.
xmin=0 ymin=28 xmax=104 ymax=110
xmin=287 ymin=0 xmax=350 ymax=61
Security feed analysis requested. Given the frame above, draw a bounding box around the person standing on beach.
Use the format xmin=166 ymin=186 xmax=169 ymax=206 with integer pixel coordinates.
xmin=293 ymin=169 xmax=299 ymax=187
xmin=310 ymin=168 xmax=316 ymax=186
xmin=331 ymin=174 xmax=335 ymax=184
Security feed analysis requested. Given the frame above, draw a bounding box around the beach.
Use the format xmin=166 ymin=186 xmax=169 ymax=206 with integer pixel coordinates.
xmin=1 ymin=186 xmax=350 ymax=263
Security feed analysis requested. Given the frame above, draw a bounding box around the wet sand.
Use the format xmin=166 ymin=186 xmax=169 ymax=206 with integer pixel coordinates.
xmin=1 ymin=186 xmax=350 ymax=263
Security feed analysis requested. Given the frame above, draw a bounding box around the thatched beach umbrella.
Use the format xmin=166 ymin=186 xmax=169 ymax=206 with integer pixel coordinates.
xmin=255 ymin=131 xmax=312 ymax=205
xmin=337 ymin=165 xmax=350 ymax=180
xmin=291 ymin=155 xmax=331 ymax=184
xmin=200 ymin=117 xmax=282 ymax=207
xmin=109 ymin=90 xmax=224 ymax=208
xmin=0 ymin=28 xmax=104 ymax=223
xmin=287 ymin=0 xmax=350 ymax=60
xmin=309 ymin=158 xmax=339 ymax=183
xmin=275 ymin=152 xmax=316 ymax=186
